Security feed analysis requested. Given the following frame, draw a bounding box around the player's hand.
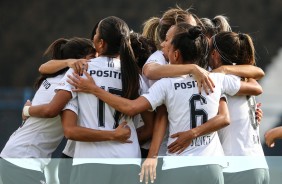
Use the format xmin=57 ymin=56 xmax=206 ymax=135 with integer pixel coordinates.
xmin=256 ymin=103 xmax=263 ymax=125
xmin=67 ymin=59 xmax=89 ymax=76
xmin=265 ymin=128 xmax=276 ymax=148
xmin=168 ymin=130 xmax=194 ymax=154
xmin=140 ymin=157 xmax=158 ymax=184
xmin=192 ymin=65 xmax=214 ymax=95
xmin=22 ymin=100 xmax=32 ymax=121
xmin=114 ymin=121 xmax=132 ymax=143
xmin=67 ymin=71 xmax=97 ymax=93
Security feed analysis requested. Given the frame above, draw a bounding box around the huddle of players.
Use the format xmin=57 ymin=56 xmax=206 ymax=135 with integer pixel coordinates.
xmin=0 ymin=5 xmax=270 ymax=184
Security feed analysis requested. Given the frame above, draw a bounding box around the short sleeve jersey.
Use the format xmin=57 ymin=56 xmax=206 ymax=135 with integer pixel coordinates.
xmin=56 ymin=56 xmax=141 ymax=166
xmin=142 ymin=73 xmax=240 ymax=169
xmin=218 ymin=95 xmax=268 ymax=172
xmin=142 ymin=50 xmax=168 ymax=87
xmin=0 ymin=74 xmax=74 ymax=172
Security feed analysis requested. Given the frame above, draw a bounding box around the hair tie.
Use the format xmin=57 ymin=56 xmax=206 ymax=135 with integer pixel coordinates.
xmin=238 ymin=33 xmax=245 ymax=40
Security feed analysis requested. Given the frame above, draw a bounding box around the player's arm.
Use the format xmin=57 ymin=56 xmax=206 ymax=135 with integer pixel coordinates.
xmin=23 ymin=90 xmax=72 ymax=118
xmin=136 ymin=110 xmax=155 ymax=145
xmin=143 ymin=63 xmax=215 ymax=94
xmin=236 ymin=78 xmax=263 ymax=96
xmin=140 ymin=105 xmax=168 ymax=184
xmin=212 ymin=65 xmax=264 ymax=80
xmin=39 ymin=59 xmax=88 ymax=75
xmin=168 ymin=97 xmax=230 ymax=154
xmin=61 ymin=110 xmax=131 ymax=143
xmin=67 ymin=71 xmax=151 ymax=116
xmin=265 ymin=126 xmax=282 ymax=148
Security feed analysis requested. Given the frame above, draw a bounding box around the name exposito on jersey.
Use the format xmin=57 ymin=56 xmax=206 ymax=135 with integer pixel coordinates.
xmin=174 ymin=81 xmax=197 ymax=90
xmin=89 ymin=70 xmax=121 ymax=79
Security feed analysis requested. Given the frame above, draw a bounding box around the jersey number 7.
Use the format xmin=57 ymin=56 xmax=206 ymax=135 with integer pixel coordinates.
xmin=98 ymin=86 xmax=122 ymax=129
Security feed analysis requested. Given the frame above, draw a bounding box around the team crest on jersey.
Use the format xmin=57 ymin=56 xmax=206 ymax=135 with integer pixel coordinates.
xmin=42 ymin=80 xmax=51 ymax=89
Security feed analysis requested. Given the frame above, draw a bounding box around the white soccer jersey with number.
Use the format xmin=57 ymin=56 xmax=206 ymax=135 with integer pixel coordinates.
xmin=142 ymin=73 xmax=241 ymax=170
xmin=0 ymin=74 xmax=77 ymax=172
xmin=218 ymin=95 xmax=268 ymax=172
xmin=56 ymin=56 xmax=141 ymax=166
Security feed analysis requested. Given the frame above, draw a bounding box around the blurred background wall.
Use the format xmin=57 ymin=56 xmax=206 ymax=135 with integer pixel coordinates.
xmin=0 ymin=0 xmax=281 ymax=156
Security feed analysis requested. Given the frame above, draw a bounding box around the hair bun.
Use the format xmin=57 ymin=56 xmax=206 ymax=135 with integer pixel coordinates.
xmin=189 ymin=26 xmax=202 ymax=40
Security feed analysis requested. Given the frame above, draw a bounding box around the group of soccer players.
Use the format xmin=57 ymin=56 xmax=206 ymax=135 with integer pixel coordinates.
xmin=0 ymin=5 xmax=279 ymax=184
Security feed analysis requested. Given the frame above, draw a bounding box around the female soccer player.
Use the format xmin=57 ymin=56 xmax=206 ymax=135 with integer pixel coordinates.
xmin=0 ymin=37 xmax=101 ymax=184
xmin=66 ymin=25 xmax=262 ymax=184
xmin=209 ymin=32 xmax=269 ymax=184
xmin=22 ymin=16 xmax=142 ymax=184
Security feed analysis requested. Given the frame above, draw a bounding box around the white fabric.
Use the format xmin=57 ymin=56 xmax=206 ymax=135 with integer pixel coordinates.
xmin=141 ymin=50 xmax=169 ymax=156
xmin=142 ymin=50 xmax=168 ymax=87
xmin=142 ymin=73 xmax=241 ymax=169
xmin=223 ymin=156 xmax=269 ymax=172
xmin=133 ymin=76 xmax=151 ymax=149
xmin=56 ymin=57 xmax=141 ymax=166
xmin=61 ymin=98 xmax=79 ymax=157
xmin=0 ymin=74 xmax=67 ymax=172
xmin=218 ymin=95 xmax=268 ymax=172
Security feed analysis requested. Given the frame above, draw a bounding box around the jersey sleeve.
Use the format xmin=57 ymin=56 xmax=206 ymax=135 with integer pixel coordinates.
xmin=141 ymin=79 xmax=168 ymax=110
xmin=221 ymin=74 xmax=241 ymax=96
xmin=62 ymin=97 xmax=78 ymax=115
xmin=55 ymin=68 xmax=77 ymax=99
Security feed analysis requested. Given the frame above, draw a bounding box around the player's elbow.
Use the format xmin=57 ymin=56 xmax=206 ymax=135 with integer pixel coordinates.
xmin=222 ymin=114 xmax=230 ymax=127
xmin=255 ymin=68 xmax=265 ymax=80
xmin=252 ymin=86 xmax=263 ymax=96
xmin=143 ymin=63 xmax=160 ymax=80
xmin=63 ymin=127 xmax=74 ymax=140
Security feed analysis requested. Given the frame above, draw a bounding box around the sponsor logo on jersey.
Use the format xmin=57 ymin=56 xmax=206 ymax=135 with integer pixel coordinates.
xmin=89 ymin=69 xmax=121 ymax=79
xmin=174 ymin=81 xmax=197 ymax=90
xmin=42 ymin=80 xmax=51 ymax=89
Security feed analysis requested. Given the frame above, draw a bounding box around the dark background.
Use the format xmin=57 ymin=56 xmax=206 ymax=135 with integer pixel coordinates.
xmin=0 ymin=0 xmax=282 ymax=156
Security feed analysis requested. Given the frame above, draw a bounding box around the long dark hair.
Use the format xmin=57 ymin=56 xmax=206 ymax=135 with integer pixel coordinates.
xmin=171 ymin=26 xmax=209 ymax=68
xmin=211 ymin=32 xmax=255 ymax=66
xmin=95 ymin=16 xmax=140 ymax=100
xmin=34 ymin=37 xmax=95 ymax=89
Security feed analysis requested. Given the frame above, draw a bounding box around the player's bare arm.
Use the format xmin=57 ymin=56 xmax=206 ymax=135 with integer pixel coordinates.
xmin=212 ymin=65 xmax=264 ymax=80
xmin=167 ymin=97 xmax=230 ymax=154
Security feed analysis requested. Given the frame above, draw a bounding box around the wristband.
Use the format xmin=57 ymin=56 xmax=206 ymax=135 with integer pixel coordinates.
xmin=23 ymin=106 xmax=31 ymax=117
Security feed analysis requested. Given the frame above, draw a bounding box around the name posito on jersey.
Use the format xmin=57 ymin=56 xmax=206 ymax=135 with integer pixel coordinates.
xmin=89 ymin=70 xmax=121 ymax=79
xmin=174 ymin=81 xmax=197 ymax=90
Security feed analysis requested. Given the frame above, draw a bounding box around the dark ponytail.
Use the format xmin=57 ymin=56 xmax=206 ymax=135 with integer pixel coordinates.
xmin=34 ymin=37 xmax=95 ymax=89
xmin=171 ymin=26 xmax=209 ymax=68
xmin=120 ymin=36 xmax=140 ymax=100
xmin=213 ymin=32 xmax=255 ymax=66
xmin=97 ymin=16 xmax=140 ymax=101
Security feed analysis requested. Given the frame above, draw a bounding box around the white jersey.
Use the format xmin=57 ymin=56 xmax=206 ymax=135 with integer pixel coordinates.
xmin=142 ymin=50 xmax=168 ymax=87
xmin=142 ymin=73 xmax=241 ymax=170
xmin=56 ymin=56 xmax=141 ymax=166
xmin=61 ymin=98 xmax=79 ymax=158
xmin=218 ymin=95 xmax=268 ymax=172
xmin=133 ymin=76 xmax=151 ymax=149
xmin=0 ymin=74 xmax=76 ymax=172
xmin=142 ymin=50 xmax=169 ymax=156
